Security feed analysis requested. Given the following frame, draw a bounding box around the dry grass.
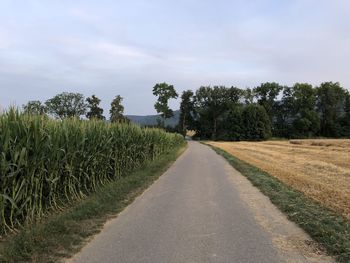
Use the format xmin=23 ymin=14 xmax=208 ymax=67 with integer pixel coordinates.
xmin=208 ymin=139 xmax=350 ymax=219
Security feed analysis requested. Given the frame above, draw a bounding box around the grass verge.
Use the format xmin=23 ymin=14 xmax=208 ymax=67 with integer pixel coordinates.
xmin=207 ymin=144 xmax=350 ymax=263
xmin=0 ymin=143 xmax=187 ymax=263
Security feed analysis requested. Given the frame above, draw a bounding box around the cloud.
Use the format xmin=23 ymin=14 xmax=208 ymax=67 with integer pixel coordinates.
xmin=0 ymin=0 xmax=350 ymax=115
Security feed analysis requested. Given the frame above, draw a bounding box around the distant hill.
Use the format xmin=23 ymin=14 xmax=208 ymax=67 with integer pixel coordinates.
xmin=126 ymin=110 xmax=180 ymax=127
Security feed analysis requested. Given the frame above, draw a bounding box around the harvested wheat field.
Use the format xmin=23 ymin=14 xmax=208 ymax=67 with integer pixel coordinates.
xmin=208 ymin=139 xmax=350 ymax=219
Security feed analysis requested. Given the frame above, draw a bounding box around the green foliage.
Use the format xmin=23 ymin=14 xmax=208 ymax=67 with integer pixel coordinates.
xmin=193 ymin=86 xmax=242 ymax=140
xmin=0 ymin=143 xmax=186 ymax=263
xmin=0 ymin=109 xmax=184 ymax=234
xmin=275 ymin=83 xmax=320 ymax=138
xmin=189 ymin=82 xmax=350 ymax=140
xmin=178 ymin=90 xmax=194 ymax=136
xmin=316 ymin=82 xmax=349 ymax=137
xmin=22 ymin=100 xmax=46 ymax=115
xmin=109 ymin=95 xmax=126 ymax=123
xmin=217 ymin=105 xmax=243 ymax=141
xmin=254 ymin=82 xmax=283 ymax=122
xmin=292 ymin=83 xmax=320 ymax=137
xmin=338 ymin=93 xmax=350 ymax=137
xmin=242 ymin=104 xmax=271 ymax=140
xmin=86 ymin=95 xmax=105 ymax=120
xmin=152 ymin=83 xmax=178 ymax=124
xmin=45 ymin=92 xmax=87 ymax=119
xmin=243 ymin=88 xmax=255 ymax=104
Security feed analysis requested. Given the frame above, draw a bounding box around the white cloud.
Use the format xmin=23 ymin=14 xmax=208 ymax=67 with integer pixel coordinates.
xmin=1 ymin=0 xmax=350 ymax=114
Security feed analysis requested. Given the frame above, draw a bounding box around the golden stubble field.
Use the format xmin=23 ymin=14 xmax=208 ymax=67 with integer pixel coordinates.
xmin=208 ymin=139 xmax=350 ymax=219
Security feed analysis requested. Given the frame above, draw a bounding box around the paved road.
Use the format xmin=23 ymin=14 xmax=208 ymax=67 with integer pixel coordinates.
xmin=69 ymin=142 xmax=332 ymax=263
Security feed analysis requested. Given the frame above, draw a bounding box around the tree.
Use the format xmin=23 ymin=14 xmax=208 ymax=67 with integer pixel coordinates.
xmin=152 ymin=82 xmax=178 ymax=126
xmin=23 ymin=100 xmax=46 ymax=115
xmin=45 ymin=92 xmax=86 ymax=119
xmin=274 ymin=86 xmax=294 ymax=137
xmin=338 ymin=91 xmax=350 ymax=137
xmin=243 ymin=88 xmax=255 ymax=104
xmin=291 ymin=83 xmax=319 ymax=137
xmin=86 ymin=95 xmax=105 ymax=120
xmin=193 ymin=86 xmax=243 ymax=140
xmin=217 ymin=105 xmax=243 ymax=141
xmin=254 ymin=82 xmax=283 ymax=134
xmin=110 ymin=95 xmax=126 ymax=123
xmin=316 ymin=82 xmax=348 ymax=137
xmin=178 ymin=90 xmax=194 ymax=136
xmin=194 ymin=86 xmax=227 ymax=139
xmin=242 ymin=104 xmax=271 ymax=140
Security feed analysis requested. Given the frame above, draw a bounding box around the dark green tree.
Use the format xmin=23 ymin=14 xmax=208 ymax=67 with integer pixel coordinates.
xmin=194 ymin=86 xmax=227 ymax=139
xmin=274 ymin=86 xmax=294 ymax=137
xmin=242 ymin=104 xmax=271 ymax=140
xmin=243 ymin=88 xmax=255 ymax=104
xmin=338 ymin=91 xmax=350 ymax=137
xmin=110 ymin=95 xmax=126 ymax=123
xmin=23 ymin=100 xmax=46 ymax=115
xmin=291 ymin=83 xmax=319 ymax=137
xmin=178 ymin=90 xmax=194 ymax=136
xmin=316 ymin=82 xmax=348 ymax=137
xmin=254 ymin=82 xmax=283 ymax=134
xmin=86 ymin=95 xmax=105 ymax=120
xmin=152 ymin=82 xmax=178 ymax=126
xmin=45 ymin=92 xmax=86 ymax=119
xmin=217 ymin=105 xmax=243 ymax=141
xmin=193 ymin=86 xmax=243 ymax=140
xmin=226 ymin=86 xmax=245 ymax=103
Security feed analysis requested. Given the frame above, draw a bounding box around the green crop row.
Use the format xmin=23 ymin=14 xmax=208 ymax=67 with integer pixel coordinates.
xmin=0 ymin=109 xmax=184 ymax=234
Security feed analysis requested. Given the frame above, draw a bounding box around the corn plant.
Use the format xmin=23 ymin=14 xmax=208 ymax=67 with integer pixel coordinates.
xmin=0 ymin=109 xmax=184 ymax=234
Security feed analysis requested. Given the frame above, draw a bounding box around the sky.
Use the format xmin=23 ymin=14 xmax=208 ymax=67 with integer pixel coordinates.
xmin=1 ymin=0 xmax=350 ymax=115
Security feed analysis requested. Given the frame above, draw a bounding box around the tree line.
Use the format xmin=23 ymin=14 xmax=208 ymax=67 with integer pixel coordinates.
xmin=175 ymin=82 xmax=350 ymax=140
xmin=21 ymin=81 xmax=350 ymax=141
xmin=23 ymin=92 xmax=128 ymax=123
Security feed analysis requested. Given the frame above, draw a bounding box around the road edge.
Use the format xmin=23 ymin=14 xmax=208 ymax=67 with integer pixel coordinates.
xmin=204 ymin=143 xmax=350 ymax=263
xmin=0 ymin=143 xmax=188 ymax=263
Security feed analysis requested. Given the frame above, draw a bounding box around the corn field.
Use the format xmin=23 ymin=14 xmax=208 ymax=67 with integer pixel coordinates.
xmin=0 ymin=109 xmax=184 ymax=234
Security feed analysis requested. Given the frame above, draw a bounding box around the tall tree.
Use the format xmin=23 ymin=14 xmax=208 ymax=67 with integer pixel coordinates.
xmin=110 ymin=95 xmax=126 ymax=123
xmin=242 ymin=104 xmax=271 ymax=140
xmin=152 ymin=82 xmax=178 ymax=126
xmin=45 ymin=92 xmax=86 ymax=119
xmin=338 ymin=91 xmax=350 ymax=137
xmin=217 ymin=105 xmax=243 ymax=141
xmin=316 ymin=82 xmax=348 ymax=137
xmin=23 ymin=100 xmax=46 ymax=115
xmin=243 ymin=88 xmax=255 ymax=104
xmin=292 ymin=83 xmax=319 ymax=137
xmin=178 ymin=90 xmax=194 ymax=136
xmin=86 ymin=95 xmax=105 ymax=120
xmin=274 ymin=86 xmax=295 ymax=137
xmin=194 ymin=86 xmax=226 ymax=139
xmin=254 ymin=82 xmax=283 ymax=134
xmin=193 ymin=86 xmax=243 ymax=140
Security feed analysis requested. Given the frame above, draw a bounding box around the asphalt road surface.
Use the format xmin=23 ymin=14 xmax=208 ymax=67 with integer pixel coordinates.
xmin=69 ymin=141 xmax=333 ymax=263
